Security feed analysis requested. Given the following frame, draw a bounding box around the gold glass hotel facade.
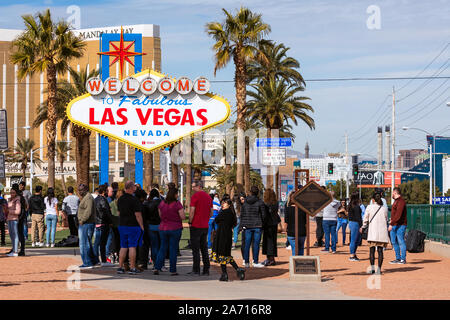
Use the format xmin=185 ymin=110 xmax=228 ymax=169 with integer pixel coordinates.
xmin=0 ymin=24 xmax=162 ymax=185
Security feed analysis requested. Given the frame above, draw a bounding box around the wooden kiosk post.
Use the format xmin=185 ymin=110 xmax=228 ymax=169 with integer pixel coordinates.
xmin=289 ymin=176 xmax=333 ymax=282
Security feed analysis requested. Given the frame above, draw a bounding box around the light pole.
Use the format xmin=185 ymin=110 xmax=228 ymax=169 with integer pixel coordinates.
xmin=402 ymin=127 xmax=433 ymax=204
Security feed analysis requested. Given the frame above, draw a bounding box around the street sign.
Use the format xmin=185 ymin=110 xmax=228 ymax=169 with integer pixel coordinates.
xmin=0 ymin=154 xmax=5 ymax=179
xmin=293 ymin=160 xmax=301 ymax=167
xmin=433 ymin=197 xmax=450 ymax=205
xmin=0 ymin=110 xmax=7 ymax=150
xmin=262 ymin=148 xmax=286 ymax=166
xmin=256 ymin=138 xmax=292 ymax=148
xmin=291 ymin=180 xmax=333 ymax=216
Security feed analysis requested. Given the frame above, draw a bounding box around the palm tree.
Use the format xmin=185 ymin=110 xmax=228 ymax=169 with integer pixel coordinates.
xmin=246 ymin=79 xmax=315 ymax=189
xmin=8 ymin=138 xmax=42 ymax=182
xmin=56 ymin=141 xmax=72 ymax=193
xmin=206 ymin=7 xmax=271 ymax=193
xmin=33 ymin=66 xmax=98 ymax=187
xmin=10 ymin=9 xmax=86 ymax=188
xmin=143 ymin=152 xmax=153 ymax=192
xmin=211 ymin=163 xmax=263 ymax=197
xmin=247 ymin=41 xmax=305 ymax=86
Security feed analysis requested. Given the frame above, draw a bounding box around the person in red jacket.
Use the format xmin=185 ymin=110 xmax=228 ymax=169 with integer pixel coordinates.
xmin=389 ymin=187 xmax=407 ymax=264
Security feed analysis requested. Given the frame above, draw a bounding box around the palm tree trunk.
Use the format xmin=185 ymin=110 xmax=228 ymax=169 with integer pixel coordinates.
xmin=46 ymin=65 xmax=57 ymax=189
xmin=185 ymin=163 xmax=192 ymax=208
xmin=169 ymin=145 xmax=179 ymax=188
xmin=75 ymin=129 xmax=90 ymax=187
xmin=22 ymin=162 xmax=27 ymax=183
xmin=244 ymin=137 xmax=250 ymax=195
xmin=144 ymin=152 xmax=153 ymax=191
xmin=60 ymin=158 xmax=66 ymax=193
xmin=266 ymin=128 xmax=273 ymax=189
xmin=235 ymin=51 xmax=246 ymax=194
xmin=275 ymin=170 xmax=279 ymax=201
xmin=225 ymin=164 xmax=233 ymax=195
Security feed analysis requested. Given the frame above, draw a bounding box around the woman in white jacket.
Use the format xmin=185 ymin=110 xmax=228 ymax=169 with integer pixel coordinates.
xmin=360 ymin=192 xmax=389 ymax=274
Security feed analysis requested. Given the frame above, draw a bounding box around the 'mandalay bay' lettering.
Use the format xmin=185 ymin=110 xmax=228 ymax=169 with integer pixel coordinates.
xmin=116 ymin=95 xmax=193 ymax=107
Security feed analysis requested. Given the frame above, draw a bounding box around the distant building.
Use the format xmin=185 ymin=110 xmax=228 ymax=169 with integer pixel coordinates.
xmin=428 ymin=136 xmax=450 ymax=196
xmin=397 ymin=149 xmax=427 ymax=169
xmin=443 ymin=156 xmax=450 ymax=195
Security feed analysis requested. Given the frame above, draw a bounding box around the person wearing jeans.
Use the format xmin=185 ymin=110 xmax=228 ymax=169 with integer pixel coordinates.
xmin=93 ymin=186 xmax=113 ymax=266
xmin=188 ymin=181 xmax=213 ymax=275
xmin=8 ymin=221 xmax=19 ymax=254
xmin=322 ymin=191 xmax=340 ymax=253
xmin=390 ymin=225 xmax=407 ymax=261
xmin=243 ymin=228 xmax=262 ymax=264
xmin=389 ymin=188 xmax=408 ymax=264
xmin=79 ymin=223 xmax=96 ymax=266
xmin=44 ymin=188 xmax=58 ymax=247
xmin=6 ymin=188 xmax=22 ymax=256
xmin=45 ymin=215 xmax=58 ymax=245
xmin=284 ymin=192 xmax=307 ymax=256
xmin=155 ymin=229 xmax=182 ymax=273
xmin=77 ymin=184 xmax=97 ymax=269
xmin=154 ymin=187 xmax=184 ymax=275
xmin=336 ymin=200 xmax=348 ymax=245
xmin=239 ymin=186 xmax=267 ymax=268
xmin=348 ymin=193 xmax=363 ymax=261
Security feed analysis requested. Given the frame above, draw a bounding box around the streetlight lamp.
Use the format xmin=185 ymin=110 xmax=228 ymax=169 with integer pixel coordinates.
xmin=402 ymin=127 xmax=434 ymax=204
xmin=30 ymin=140 xmax=71 ymax=193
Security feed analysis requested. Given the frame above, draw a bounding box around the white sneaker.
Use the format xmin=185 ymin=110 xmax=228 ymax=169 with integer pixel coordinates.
xmin=243 ymin=263 xmax=250 ymax=268
xmin=31 ymin=243 xmax=36 ymax=248
xmin=39 ymin=242 xmax=44 ymax=247
xmin=286 ymin=245 xmax=292 ymax=250
xmin=101 ymin=262 xmax=115 ymax=267
xmin=253 ymin=263 xmax=265 ymax=268
xmin=50 ymin=244 xmax=54 ymax=248
xmin=45 ymin=243 xmax=50 ymax=248
xmin=6 ymin=252 xmax=18 ymax=257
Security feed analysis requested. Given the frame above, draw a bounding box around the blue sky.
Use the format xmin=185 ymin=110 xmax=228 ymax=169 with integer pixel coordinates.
xmin=1 ymin=0 xmax=449 ymax=159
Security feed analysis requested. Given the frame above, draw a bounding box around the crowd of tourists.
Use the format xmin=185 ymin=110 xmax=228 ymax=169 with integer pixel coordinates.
xmin=0 ymin=179 xmax=408 ymax=279
xmin=308 ymin=186 xmax=408 ymax=274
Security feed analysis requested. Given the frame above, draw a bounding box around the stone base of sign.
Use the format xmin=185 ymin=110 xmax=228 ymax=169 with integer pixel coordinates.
xmin=289 ymin=256 xmax=321 ymax=282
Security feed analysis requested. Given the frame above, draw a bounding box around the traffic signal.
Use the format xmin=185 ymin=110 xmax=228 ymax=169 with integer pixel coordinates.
xmin=352 ymin=164 xmax=359 ymax=178
xmin=119 ymin=167 xmax=124 ymax=178
xmin=328 ymin=163 xmax=333 ymax=174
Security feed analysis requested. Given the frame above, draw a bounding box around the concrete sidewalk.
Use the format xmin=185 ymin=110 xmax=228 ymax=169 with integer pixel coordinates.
xmin=26 ymin=247 xmax=368 ymax=300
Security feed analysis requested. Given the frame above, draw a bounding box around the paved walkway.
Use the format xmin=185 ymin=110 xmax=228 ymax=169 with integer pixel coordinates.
xmin=24 ymin=247 xmax=366 ymax=300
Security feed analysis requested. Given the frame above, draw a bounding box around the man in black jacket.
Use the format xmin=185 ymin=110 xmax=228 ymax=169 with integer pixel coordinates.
xmin=29 ymin=186 xmax=46 ymax=247
xmin=93 ymin=185 xmax=113 ymax=266
xmin=240 ymin=186 xmax=267 ymax=268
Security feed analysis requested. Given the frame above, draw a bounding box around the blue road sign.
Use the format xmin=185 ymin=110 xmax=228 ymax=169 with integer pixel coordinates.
xmin=325 ymin=180 xmax=337 ymax=186
xmin=256 ymin=138 xmax=292 ymax=147
xmin=433 ymin=197 xmax=450 ymax=205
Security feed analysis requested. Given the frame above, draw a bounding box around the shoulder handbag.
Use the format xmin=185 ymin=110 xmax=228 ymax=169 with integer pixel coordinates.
xmin=361 ymin=205 xmax=382 ymax=240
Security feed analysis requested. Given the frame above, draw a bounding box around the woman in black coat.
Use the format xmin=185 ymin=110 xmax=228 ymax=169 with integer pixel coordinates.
xmin=211 ymin=199 xmax=246 ymax=282
xmin=262 ymin=188 xmax=281 ymax=266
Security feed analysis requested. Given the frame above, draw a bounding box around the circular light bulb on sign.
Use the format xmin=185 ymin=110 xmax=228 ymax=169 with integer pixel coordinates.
xmin=140 ymin=77 xmax=158 ymax=95
xmin=104 ymin=77 xmax=122 ymax=95
xmin=193 ymin=77 xmax=210 ymax=95
xmin=86 ymin=77 xmax=103 ymax=95
xmin=158 ymin=77 xmax=175 ymax=95
xmin=122 ymin=77 xmax=140 ymax=95
xmin=175 ymin=77 xmax=193 ymax=95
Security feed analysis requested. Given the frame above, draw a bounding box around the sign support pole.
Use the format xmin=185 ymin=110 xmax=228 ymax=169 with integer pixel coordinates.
xmin=98 ymin=32 xmax=144 ymax=186
xmin=294 ymin=169 xmax=310 ymax=256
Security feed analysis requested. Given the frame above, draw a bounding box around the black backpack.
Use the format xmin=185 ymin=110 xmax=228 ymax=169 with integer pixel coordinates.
xmin=406 ymin=229 xmax=427 ymax=253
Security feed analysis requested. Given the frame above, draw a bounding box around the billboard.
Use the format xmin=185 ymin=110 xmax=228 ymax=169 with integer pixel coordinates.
xmin=356 ymin=170 xmax=401 ymax=188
